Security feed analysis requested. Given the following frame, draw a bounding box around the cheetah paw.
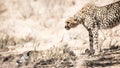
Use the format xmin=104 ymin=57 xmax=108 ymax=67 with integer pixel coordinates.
xmin=85 ymin=49 xmax=95 ymax=56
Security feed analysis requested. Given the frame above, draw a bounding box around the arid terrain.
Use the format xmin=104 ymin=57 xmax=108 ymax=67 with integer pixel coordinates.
xmin=0 ymin=0 xmax=120 ymax=68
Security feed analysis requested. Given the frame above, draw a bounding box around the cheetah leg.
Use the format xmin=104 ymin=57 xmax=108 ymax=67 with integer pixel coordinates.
xmin=85 ymin=29 xmax=95 ymax=55
xmin=85 ymin=27 xmax=100 ymax=55
xmin=92 ymin=28 xmax=100 ymax=55
xmin=89 ymin=29 xmax=95 ymax=55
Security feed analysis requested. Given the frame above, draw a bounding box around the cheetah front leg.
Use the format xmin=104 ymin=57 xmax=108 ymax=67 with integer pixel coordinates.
xmin=85 ymin=29 xmax=95 ymax=55
xmin=85 ymin=27 xmax=100 ymax=55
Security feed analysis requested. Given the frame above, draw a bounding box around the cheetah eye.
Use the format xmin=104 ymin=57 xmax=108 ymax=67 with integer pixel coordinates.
xmin=66 ymin=21 xmax=70 ymax=24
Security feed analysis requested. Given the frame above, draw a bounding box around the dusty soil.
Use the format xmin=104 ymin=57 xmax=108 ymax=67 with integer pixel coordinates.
xmin=0 ymin=45 xmax=120 ymax=68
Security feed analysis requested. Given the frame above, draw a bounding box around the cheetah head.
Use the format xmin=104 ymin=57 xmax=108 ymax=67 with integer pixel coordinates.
xmin=65 ymin=17 xmax=79 ymax=30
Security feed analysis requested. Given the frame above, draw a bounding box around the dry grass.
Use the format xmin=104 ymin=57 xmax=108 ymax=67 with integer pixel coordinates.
xmin=0 ymin=0 xmax=120 ymax=68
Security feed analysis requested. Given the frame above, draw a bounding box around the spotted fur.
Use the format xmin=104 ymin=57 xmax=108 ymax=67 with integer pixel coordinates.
xmin=65 ymin=1 xmax=120 ymax=55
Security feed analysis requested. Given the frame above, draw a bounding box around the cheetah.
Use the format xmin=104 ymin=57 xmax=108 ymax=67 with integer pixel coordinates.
xmin=65 ymin=1 xmax=120 ymax=55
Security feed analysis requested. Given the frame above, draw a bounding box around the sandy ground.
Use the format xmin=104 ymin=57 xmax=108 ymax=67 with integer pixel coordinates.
xmin=0 ymin=0 xmax=120 ymax=68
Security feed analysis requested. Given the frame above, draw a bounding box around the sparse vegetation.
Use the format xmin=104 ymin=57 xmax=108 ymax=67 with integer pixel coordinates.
xmin=0 ymin=0 xmax=120 ymax=68
xmin=0 ymin=45 xmax=77 ymax=68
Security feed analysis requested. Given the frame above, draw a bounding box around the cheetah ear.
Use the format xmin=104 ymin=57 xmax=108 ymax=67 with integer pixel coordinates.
xmin=73 ymin=15 xmax=78 ymax=21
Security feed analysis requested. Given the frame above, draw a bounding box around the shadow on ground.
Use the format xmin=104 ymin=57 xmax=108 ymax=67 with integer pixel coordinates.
xmin=85 ymin=45 xmax=120 ymax=68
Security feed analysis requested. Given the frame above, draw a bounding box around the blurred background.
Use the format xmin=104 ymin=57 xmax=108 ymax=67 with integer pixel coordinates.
xmin=0 ymin=0 xmax=120 ymax=68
